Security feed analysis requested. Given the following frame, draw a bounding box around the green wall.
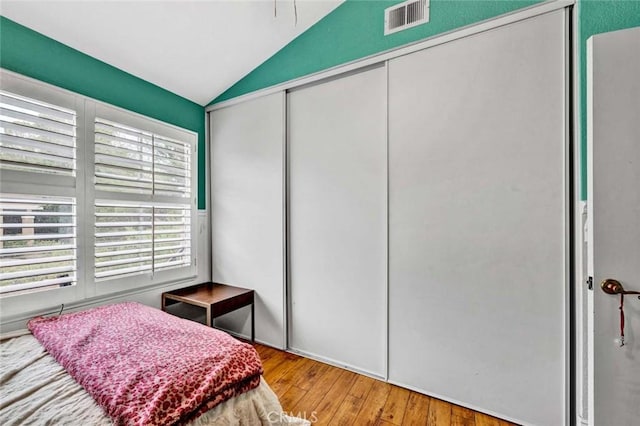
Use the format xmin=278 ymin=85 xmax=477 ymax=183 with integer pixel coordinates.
xmin=578 ymin=0 xmax=640 ymax=200
xmin=212 ymin=0 xmax=542 ymax=104
xmin=0 ymin=16 xmax=206 ymax=209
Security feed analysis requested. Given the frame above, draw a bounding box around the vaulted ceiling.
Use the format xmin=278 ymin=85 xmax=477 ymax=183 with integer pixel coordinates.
xmin=1 ymin=0 xmax=344 ymax=105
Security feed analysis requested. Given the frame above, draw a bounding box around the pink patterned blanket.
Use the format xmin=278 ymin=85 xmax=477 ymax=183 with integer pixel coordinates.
xmin=28 ymin=302 xmax=263 ymax=426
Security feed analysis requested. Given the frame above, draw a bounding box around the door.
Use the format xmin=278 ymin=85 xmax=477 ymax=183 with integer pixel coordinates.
xmin=288 ymin=65 xmax=387 ymax=376
xmin=587 ymin=27 xmax=640 ymax=426
xmin=210 ymin=93 xmax=286 ymax=348
xmin=388 ymin=10 xmax=568 ymax=426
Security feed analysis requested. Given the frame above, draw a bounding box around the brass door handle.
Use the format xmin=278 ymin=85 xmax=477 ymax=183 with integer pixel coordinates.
xmin=601 ymin=279 xmax=640 ymax=297
xmin=601 ymin=279 xmax=639 ymax=347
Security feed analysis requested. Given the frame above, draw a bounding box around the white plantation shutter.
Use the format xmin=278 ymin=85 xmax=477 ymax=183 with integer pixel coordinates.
xmin=94 ymin=202 xmax=191 ymax=280
xmin=0 ymin=195 xmax=77 ymax=294
xmin=94 ymin=114 xmax=194 ymax=282
xmin=0 ymin=85 xmax=79 ymax=297
xmin=0 ymin=91 xmax=76 ymax=177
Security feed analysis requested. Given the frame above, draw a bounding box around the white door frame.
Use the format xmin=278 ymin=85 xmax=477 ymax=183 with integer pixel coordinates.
xmin=573 ymin=9 xmax=588 ymax=426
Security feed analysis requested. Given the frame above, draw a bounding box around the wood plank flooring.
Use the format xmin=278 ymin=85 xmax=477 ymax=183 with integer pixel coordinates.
xmin=253 ymin=343 xmax=518 ymax=426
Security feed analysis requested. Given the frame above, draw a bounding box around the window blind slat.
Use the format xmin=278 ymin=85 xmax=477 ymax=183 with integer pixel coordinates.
xmin=1 ymin=145 xmax=75 ymax=166
xmin=1 ymin=222 xmax=75 ymax=229
xmin=95 ymin=164 xmax=153 ymax=180
xmin=1 ymin=210 xmax=73 ymax=217
xmin=95 ymin=133 xmax=152 ymax=152
xmin=154 ymin=135 xmax=189 ymax=152
xmin=154 ymin=252 xmax=190 ymax=262
xmin=96 ymin=256 xmax=153 ymax=268
xmin=95 ymin=120 xmax=152 ymax=142
xmin=1 ymin=108 xmax=75 ymax=135
xmin=0 ymin=276 xmax=76 ymax=294
xmin=151 ymin=236 xmax=188 ymax=244
xmin=95 ymin=264 xmax=152 ymax=279
xmin=0 ymin=92 xmax=75 ymax=123
xmin=95 ymin=143 xmax=152 ymax=162
xmin=95 ymin=212 xmax=152 ymax=218
xmin=95 ymin=173 xmax=152 ymax=186
xmin=1 ymin=265 xmax=75 ymax=280
xmin=0 ymin=162 xmax=73 ymax=177
xmin=2 ymin=255 xmax=76 ymax=268
xmin=0 ymin=244 xmax=75 ymax=255
xmin=151 ymin=244 xmax=187 ymax=252
xmin=1 ymin=233 xmax=75 ymax=242
xmin=1 ymin=120 xmax=76 ymax=147
xmin=155 ymin=259 xmax=190 ymax=270
xmin=95 ymin=153 xmax=152 ymax=171
xmin=154 ymin=188 xmax=190 ymax=197
xmin=155 ymin=172 xmax=189 ymax=184
xmin=95 ymin=239 xmax=152 ymax=248
xmin=1 ymin=197 xmax=74 ymax=205
xmin=95 ymin=221 xmax=152 ymax=228
xmin=154 ymin=163 xmax=190 ymax=178
xmin=95 ymin=231 xmax=152 ymax=239
xmin=155 ymin=146 xmax=188 ymax=163
xmin=95 ymin=247 xmax=152 ymax=258
xmin=1 ymin=131 xmax=75 ymax=152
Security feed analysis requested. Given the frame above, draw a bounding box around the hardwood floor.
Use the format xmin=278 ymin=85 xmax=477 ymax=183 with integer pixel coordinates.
xmin=253 ymin=343 xmax=518 ymax=426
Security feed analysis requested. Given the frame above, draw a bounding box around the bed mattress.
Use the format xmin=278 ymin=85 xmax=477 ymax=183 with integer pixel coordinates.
xmin=0 ymin=331 xmax=308 ymax=425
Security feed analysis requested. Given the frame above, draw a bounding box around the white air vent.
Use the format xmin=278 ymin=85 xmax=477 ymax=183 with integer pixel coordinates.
xmin=384 ymin=0 xmax=430 ymax=35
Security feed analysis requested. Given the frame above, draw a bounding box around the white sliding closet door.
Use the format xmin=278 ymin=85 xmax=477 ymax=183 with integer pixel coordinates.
xmin=210 ymin=93 xmax=285 ymax=348
xmin=288 ymin=66 xmax=387 ymax=376
xmin=388 ymin=11 xmax=567 ymax=426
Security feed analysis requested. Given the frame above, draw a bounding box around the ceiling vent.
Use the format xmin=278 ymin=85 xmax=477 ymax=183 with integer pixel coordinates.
xmin=384 ymin=0 xmax=430 ymax=35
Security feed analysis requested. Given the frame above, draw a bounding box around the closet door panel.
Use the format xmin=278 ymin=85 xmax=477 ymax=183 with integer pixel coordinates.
xmin=388 ymin=11 xmax=567 ymax=426
xmin=288 ymin=66 xmax=387 ymax=376
xmin=210 ymin=93 xmax=285 ymax=348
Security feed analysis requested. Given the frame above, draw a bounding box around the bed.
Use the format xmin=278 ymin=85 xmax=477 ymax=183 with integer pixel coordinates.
xmin=0 ymin=302 xmax=307 ymax=425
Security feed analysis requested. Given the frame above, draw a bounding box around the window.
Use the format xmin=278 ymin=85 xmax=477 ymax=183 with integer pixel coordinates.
xmin=0 ymin=87 xmax=79 ymax=299
xmin=92 ymin=113 xmax=193 ymax=288
xmin=0 ymin=71 xmax=197 ymax=311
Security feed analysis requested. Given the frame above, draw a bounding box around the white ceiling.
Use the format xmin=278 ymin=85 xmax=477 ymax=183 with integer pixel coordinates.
xmin=1 ymin=0 xmax=344 ymax=105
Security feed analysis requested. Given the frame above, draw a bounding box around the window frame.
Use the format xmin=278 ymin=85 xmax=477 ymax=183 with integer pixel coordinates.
xmin=0 ymin=70 xmax=198 ymax=316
